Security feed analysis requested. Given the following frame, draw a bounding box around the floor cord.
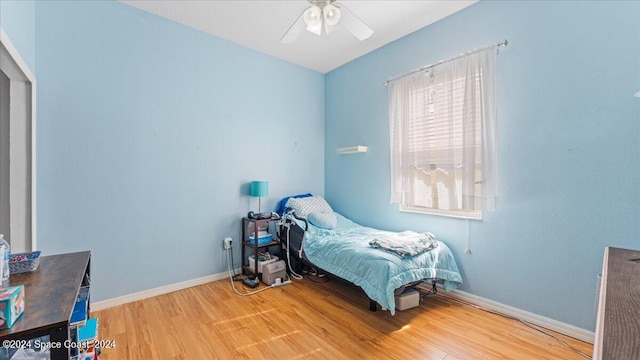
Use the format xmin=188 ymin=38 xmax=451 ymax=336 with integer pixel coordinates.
xmin=226 ymin=249 xmax=273 ymax=296
xmin=437 ymin=293 xmax=592 ymax=359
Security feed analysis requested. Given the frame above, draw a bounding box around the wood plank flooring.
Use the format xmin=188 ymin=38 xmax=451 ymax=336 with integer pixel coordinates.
xmin=94 ymin=277 xmax=592 ymax=359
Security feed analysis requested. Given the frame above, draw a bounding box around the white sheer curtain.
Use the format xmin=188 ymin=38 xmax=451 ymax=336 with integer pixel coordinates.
xmin=389 ymin=47 xmax=498 ymax=213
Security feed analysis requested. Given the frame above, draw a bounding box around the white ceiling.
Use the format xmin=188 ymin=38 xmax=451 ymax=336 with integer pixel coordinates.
xmin=119 ymin=0 xmax=477 ymax=74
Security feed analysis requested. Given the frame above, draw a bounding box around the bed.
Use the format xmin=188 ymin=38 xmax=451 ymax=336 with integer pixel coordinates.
xmin=277 ymin=195 xmax=463 ymax=315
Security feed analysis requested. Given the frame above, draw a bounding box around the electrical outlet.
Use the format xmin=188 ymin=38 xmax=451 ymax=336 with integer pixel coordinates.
xmin=224 ymin=237 xmax=232 ymax=250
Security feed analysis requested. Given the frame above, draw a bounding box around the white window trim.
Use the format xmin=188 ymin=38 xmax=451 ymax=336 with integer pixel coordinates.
xmin=400 ymin=205 xmax=482 ymax=220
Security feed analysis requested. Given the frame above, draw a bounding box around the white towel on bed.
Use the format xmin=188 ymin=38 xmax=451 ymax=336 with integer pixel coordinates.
xmin=369 ymin=231 xmax=438 ymax=258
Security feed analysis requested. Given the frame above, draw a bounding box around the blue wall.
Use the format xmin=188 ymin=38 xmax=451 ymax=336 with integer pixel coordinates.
xmin=325 ymin=0 xmax=640 ymax=331
xmin=35 ymin=1 xmax=324 ymax=301
xmin=0 ymin=0 xmax=35 ymax=72
xmin=22 ymin=0 xmax=640 ymax=332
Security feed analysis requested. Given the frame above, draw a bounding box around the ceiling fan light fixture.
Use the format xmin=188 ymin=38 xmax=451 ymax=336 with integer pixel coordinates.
xmin=303 ymin=5 xmax=322 ymax=27
xmin=303 ymin=5 xmax=323 ymax=35
xmin=281 ymin=1 xmax=373 ymax=43
xmin=323 ymin=4 xmax=341 ymax=26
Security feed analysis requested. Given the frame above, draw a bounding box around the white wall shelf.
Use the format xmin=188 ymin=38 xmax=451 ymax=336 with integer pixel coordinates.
xmin=335 ymin=146 xmax=367 ymax=154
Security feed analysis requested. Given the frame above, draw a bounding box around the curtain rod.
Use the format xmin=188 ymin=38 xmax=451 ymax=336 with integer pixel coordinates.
xmin=383 ymin=39 xmax=508 ymax=86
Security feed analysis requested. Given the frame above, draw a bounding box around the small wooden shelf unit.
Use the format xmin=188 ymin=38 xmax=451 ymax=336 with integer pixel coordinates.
xmin=241 ymin=216 xmax=282 ymax=277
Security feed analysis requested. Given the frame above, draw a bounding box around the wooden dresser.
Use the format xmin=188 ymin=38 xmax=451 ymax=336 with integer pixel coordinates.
xmin=0 ymin=251 xmax=91 ymax=360
xmin=593 ymin=247 xmax=640 ymax=359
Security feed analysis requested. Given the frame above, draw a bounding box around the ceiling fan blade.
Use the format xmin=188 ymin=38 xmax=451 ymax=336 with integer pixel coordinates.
xmin=306 ymin=22 xmax=322 ymax=35
xmin=280 ymin=11 xmax=307 ymax=44
xmin=338 ymin=5 xmax=373 ymax=40
xmin=324 ymin=22 xmax=340 ymax=34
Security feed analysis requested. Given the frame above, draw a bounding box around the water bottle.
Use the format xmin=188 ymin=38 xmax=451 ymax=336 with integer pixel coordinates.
xmin=0 ymin=234 xmax=9 ymax=281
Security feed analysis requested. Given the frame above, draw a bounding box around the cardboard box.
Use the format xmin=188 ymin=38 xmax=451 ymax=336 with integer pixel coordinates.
xmin=0 ymin=285 xmax=25 ymax=330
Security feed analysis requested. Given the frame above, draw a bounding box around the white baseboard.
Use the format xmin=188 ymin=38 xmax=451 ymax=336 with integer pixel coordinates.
xmin=91 ymin=269 xmax=239 ymax=311
xmin=444 ymin=288 xmax=595 ymax=344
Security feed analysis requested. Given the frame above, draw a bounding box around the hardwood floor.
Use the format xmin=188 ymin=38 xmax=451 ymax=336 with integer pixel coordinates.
xmin=94 ymin=277 xmax=592 ymax=359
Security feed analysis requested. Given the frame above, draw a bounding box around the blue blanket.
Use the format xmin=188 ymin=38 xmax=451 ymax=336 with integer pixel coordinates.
xmin=303 ymin=214 xmax=463 ymax=315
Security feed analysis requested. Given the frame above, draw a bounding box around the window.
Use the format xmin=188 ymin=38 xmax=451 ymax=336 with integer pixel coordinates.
xmin=388 ymin=47 xmax=498 ymax=219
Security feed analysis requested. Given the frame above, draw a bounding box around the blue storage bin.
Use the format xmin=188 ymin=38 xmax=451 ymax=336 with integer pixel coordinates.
xmin=249 ymin=233 xmax=273 ymax=246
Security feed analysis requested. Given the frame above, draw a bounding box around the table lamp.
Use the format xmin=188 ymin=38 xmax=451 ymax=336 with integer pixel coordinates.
xmin=250 ymin=181 xmax=268 ymax=213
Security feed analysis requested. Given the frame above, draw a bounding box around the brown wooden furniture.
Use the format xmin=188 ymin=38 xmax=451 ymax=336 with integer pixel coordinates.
xmin=241 ymin=216 xmax=282 ymax=277
xmin=593 ymin=247 xmax=640 ymax=359
xmin=0 ymin=251 xmax=91 ymax=360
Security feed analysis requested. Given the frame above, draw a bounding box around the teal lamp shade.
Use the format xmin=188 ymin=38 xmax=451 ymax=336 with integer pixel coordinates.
xmin=250 ymin=181 xmax=268 ymax=213
xmin=250 ymin=181 xmax=268 ymax=197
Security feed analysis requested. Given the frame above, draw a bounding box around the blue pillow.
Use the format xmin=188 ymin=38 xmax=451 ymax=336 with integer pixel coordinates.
xmin=308 ymin=212 xmax=337 ymax=230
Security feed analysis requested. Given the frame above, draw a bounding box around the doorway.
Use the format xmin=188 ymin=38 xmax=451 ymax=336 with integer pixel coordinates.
xmin=0 ymin=28 xmax=36 ymax=253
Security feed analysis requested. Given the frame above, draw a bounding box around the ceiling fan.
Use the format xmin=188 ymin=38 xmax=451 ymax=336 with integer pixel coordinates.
xmin=281 ymin=0 xmax=374 ymax=43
